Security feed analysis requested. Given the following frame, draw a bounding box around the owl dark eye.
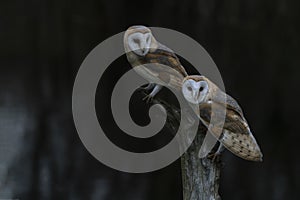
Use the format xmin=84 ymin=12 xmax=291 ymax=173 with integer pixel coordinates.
xmin=133 ymin=38 xmax=139 ymax=43
xmin=187 ymin=86 xmax=192 ymax=91
xmin=199 ymin=87 xmax=204 ymax=92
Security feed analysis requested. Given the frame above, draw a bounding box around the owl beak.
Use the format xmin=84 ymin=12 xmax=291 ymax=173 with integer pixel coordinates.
xmin=193 ymin=90 xmax=199 ymax=102
xmin=141 ymin=46 xmax=148 ymax=55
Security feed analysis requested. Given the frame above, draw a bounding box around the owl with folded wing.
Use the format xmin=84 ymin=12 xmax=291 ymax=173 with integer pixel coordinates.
xmin=124 ymin=25 xmax=188 ymax=101
xmin=182 ymin=75 xmax=263 ymax=161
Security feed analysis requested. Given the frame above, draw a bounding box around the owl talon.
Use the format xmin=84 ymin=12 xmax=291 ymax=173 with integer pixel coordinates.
xmin=207 ymin=153 xmax=221 ymax=162
xmin=141 ymin=84 xmax=162 ymax=103
xmin=207 ymin=143 xmax=224 ymax=161
xmin=142 ymin=94 xmax=154 ymax=103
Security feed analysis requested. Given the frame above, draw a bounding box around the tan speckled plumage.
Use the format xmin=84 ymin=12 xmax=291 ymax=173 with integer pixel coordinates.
xmin=124 ymin=26 xmax=188 ymax=92
xmin=183 ymin=75 xmax=263 ymax=162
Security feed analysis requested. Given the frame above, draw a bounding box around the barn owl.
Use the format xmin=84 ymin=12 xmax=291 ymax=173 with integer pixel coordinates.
xmin=182 ymin=75 xmax=263 ymax=161
xmin=124 ymin=25 xmax=188 ymax=101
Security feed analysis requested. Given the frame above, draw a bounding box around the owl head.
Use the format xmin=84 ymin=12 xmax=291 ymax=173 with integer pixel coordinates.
xmin=182 ymin=75 xmax=210 ymax=104
xmin=124 ymin=25 xmax=156 ymax=56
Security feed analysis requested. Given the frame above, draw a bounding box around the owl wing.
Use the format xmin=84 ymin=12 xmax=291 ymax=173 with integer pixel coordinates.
xmin=198 ymin=95 xmax=263 ymax=161
xmin=149 ymin=43 xmax=188 ymax=77
xmin=213 ymin=93 xmax=244 ymax=118
xmin=139 ymin=44 xmax=188 ymax=89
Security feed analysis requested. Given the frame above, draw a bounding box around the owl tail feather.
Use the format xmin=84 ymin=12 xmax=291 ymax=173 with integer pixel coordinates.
xmin=219 ymin=130 xmax=263 ymax=162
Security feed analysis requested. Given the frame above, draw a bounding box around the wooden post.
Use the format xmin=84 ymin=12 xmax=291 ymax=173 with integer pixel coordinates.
xmin=151 ymin=95 xmax=222 ymax=200
xmin=181 ymin=124 xmax=222 ymax=200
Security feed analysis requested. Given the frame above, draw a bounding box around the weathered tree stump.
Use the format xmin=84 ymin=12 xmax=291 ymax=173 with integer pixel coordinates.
xmin=181 ymin=127 xmax=222 ymax=200
xmin=151 ymin=94 xmax=222 ymax=200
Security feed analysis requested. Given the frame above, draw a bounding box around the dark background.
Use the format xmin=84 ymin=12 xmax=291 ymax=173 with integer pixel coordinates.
xmin=1 ymin=0 xmax=300 ymax=199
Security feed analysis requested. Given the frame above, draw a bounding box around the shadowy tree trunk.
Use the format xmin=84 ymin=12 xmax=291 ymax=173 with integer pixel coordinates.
xmin=181 ymin=131 xmax=221 ymax=200
xmin=152 ymin=95 xmax=222 ymax=200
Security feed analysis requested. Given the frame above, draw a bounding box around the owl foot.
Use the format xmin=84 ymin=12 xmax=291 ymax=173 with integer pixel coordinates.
xmin=142 ymin=94 xmax=154 ymax=103
xmin=141 ymin=84 xmax=162 ymax=103
xmin=208 ymin=144 xmax=224 ymax=162
xmin=149 ymin=84 xmax=162 ymax=97
xmin=140 ymin=83 xmax=155 ymax=91
xmin=207 ymin=152 xmax=221 ymax=162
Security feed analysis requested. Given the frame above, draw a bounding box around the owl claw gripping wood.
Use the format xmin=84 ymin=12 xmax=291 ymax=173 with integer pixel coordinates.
xmin=124 ymin=25 xmax=188 ymax=101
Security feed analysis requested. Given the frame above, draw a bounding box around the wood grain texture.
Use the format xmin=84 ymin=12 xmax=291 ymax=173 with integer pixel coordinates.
xmin=149 ymin=93 xmax=222 ymax=200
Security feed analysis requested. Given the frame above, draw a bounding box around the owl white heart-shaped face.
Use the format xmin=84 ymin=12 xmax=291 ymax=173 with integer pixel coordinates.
xmin=182 ymin=79 xmax=209 ymax=104
xmin=127 ymin=32 xmax=152 ymax=56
